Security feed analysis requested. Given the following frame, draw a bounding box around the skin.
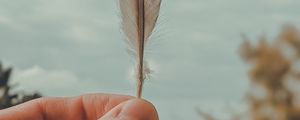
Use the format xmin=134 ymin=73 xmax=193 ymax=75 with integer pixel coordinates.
xmin=0 ymin=93 xmax=159 ymax=120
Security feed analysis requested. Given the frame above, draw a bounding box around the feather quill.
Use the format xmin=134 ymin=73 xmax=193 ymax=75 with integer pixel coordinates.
xmin=119 ymin=0 xmax=161 ymax=98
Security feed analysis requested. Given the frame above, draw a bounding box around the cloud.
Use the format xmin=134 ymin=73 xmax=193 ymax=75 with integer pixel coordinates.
xmin=10 ymin=66 xmax=96 ymax=96
xmin=0 ymin=15 xmax=29 ymax=32
xmin=63 ymin=24 xmax=98 ymax=43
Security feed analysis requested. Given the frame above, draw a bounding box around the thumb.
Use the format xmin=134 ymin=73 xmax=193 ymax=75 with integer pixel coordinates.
xmin=98 ymin=99 xmax=159 ymax=120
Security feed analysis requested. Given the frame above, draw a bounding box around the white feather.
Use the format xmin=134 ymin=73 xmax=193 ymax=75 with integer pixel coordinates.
xmin=119 ymin=0 xmax=162 ymax=98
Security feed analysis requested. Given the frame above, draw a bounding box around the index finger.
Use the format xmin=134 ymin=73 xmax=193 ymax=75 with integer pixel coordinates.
xmin=0 ymin=93 xmax=133 ymax=120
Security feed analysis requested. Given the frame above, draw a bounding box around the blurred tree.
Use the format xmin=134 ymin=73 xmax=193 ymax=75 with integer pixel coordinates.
xmin=199 ymin=25 xmax=300 ymax=120
xmin=0 ymin=62 xmax=42 ymax=110
xmin=240 ymin=25 xmax=300 ymax=120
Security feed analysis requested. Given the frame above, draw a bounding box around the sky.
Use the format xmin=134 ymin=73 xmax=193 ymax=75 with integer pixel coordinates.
xmin=1 ymin=0 xmax=300 ymax=119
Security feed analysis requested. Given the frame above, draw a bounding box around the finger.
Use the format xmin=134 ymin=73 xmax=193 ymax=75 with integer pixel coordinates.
xmin=98 ymin=99 xmax=159 ymax=120
xmin=0 ymin=99 xmax=44 ymax=120
xmin=0 ymin=93 xmax=133 ymax=120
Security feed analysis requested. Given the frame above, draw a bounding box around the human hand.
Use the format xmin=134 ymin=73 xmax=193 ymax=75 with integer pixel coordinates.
xmin=0 ymin=93 xmax=159 ymax=120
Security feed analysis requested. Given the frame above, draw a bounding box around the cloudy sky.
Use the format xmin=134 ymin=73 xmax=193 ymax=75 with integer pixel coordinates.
xmin=1 ymin=0 xmax=300 ymax=119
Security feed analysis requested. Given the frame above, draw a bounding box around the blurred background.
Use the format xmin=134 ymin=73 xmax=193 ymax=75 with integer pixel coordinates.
xmin=1 ymin=0 xmax=300 ymax=119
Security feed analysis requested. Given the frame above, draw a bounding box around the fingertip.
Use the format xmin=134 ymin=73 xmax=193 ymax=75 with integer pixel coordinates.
xmin=120 ymin=99 xmax=159 ymax=120
xmin=99 ymin=99 xmax=159 ymax=120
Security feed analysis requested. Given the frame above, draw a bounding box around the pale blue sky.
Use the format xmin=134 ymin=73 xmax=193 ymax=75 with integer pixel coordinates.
xmin=1 ymin=0 xmax=300 ymax=119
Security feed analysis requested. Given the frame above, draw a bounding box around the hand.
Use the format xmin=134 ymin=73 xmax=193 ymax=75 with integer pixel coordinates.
xmin=0 ymin=93 xmax=159 ymax=120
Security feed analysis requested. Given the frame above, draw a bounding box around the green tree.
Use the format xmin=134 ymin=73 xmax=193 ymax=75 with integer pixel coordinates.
xmin=0 ymin=62 xmax=42 ymax=109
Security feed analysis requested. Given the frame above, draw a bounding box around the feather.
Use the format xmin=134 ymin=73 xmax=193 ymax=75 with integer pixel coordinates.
xmin=119 ymin=0 xmax=162 ymax=98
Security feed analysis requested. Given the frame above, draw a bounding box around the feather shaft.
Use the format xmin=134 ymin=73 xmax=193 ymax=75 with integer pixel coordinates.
xmin=137 ymin=0 xmax=145 ymax=98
